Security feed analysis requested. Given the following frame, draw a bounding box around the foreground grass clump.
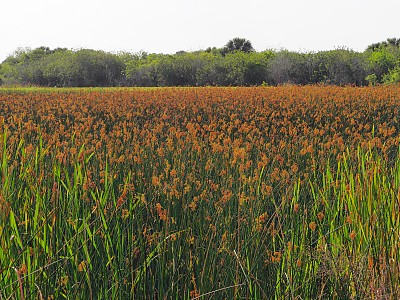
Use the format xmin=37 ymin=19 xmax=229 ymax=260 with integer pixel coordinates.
xmin=0 ymin=86 xmax=400 ymax=299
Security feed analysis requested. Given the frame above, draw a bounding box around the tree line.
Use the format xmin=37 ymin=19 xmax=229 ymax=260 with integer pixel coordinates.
xmin=1 ymin=37 xmax=399 ymax=87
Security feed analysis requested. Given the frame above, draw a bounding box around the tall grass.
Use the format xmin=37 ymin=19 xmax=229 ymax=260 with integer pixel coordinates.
xmin=1 ymin=86 xmax=400 ymax=298
xmin=1 ymin=130 xmax=399 ymax=299
xmin=0 ymin=132 xmax=148 ymax=299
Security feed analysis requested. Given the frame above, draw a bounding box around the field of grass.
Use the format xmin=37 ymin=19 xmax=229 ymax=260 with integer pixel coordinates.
xmin=0 ymin=86 xmax=400 ymax=299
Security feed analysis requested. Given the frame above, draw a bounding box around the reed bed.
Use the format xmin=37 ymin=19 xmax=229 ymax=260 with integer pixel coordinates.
xmin=0 ymin=86 xmax=399 ymax=299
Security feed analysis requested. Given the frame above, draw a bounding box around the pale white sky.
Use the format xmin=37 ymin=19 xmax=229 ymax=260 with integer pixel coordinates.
xmin=1 ymin=0 xmax=399 ymax=62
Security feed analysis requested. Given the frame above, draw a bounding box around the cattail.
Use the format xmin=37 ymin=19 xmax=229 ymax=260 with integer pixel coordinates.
xmin=309 ymin=222 xmax=317 ymax=231
xmin=296 ymin=258 xmax=302 ymax=267
xmin=152 ymin=175 xmax=161 ymax=187
xmin=77 ymin=261 xmax=86 ymax=272
xmin=155 ymin=203 xmax=167 ymax=221
xmin=293 ymin=203 xmax=299 ymax=214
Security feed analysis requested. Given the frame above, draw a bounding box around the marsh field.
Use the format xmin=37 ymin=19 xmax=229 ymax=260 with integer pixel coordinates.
xmin=0 ymin=86 xmax=400 ymax=299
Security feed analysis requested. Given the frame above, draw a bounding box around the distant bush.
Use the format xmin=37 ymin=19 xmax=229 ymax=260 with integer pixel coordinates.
xmin=1 ymin=38 xmax=399 ymax=87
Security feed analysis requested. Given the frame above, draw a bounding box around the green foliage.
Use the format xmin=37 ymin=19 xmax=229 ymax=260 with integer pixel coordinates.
xmin=269 ymin=50 xmax=304 ymax=85
xmin=365 ymin=73 xmax=378 ymax=86
xmin=383 ymin=65 xmax=400 ymax=84
xmin=0 ymin=64 xmax=5 ymax=85
xmin=367 ymin=47 xmax=398 ymax=83
xmin=367 ymin=37 xmax=400 ymax=51
xmin=324 ymin=49 xmax=368 ymax=85
xmin=222 ymin=37 xmax=255 ymax=55
xmin=0 ymin=48 xmax=124 ymax=87
xmin=1 ymin=37 xmax=400 ymax=86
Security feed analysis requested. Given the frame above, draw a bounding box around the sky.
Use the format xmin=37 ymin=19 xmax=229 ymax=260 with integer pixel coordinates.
xmin=1 ymin=0 xmax=399 ymax=62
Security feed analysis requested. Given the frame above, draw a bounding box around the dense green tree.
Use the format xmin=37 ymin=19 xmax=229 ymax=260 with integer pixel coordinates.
xmin=383 ymin=66 xmax=400 ymax=84
xmin=0 ymin=48 xmax=124 ymax=86
xmin=69 ymin=49 xmax=124 ymax=86
xmin=367 ymin=38 xmax=400 ymax=51
xmin=366 ymin=45 xmax=399 ymax=83
xmin=323 ymin=49 xmax=367 ymax=85
xmin=1 ymin=38 xmax=399 ymax=87
xmin=194 ymin=52 xmax=224 ymax=86
xmin=222 ymin=38 xmax=254 ymax=55
xmin=157 ymin=53 xmax=205 ymax=86
xmin=243 ymin=51 xmax=273 ymax=85
xmin=268 ymin=51 xmax=304 ymax=85
xmin=125 ymin=53 xmax=163 ymax=86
